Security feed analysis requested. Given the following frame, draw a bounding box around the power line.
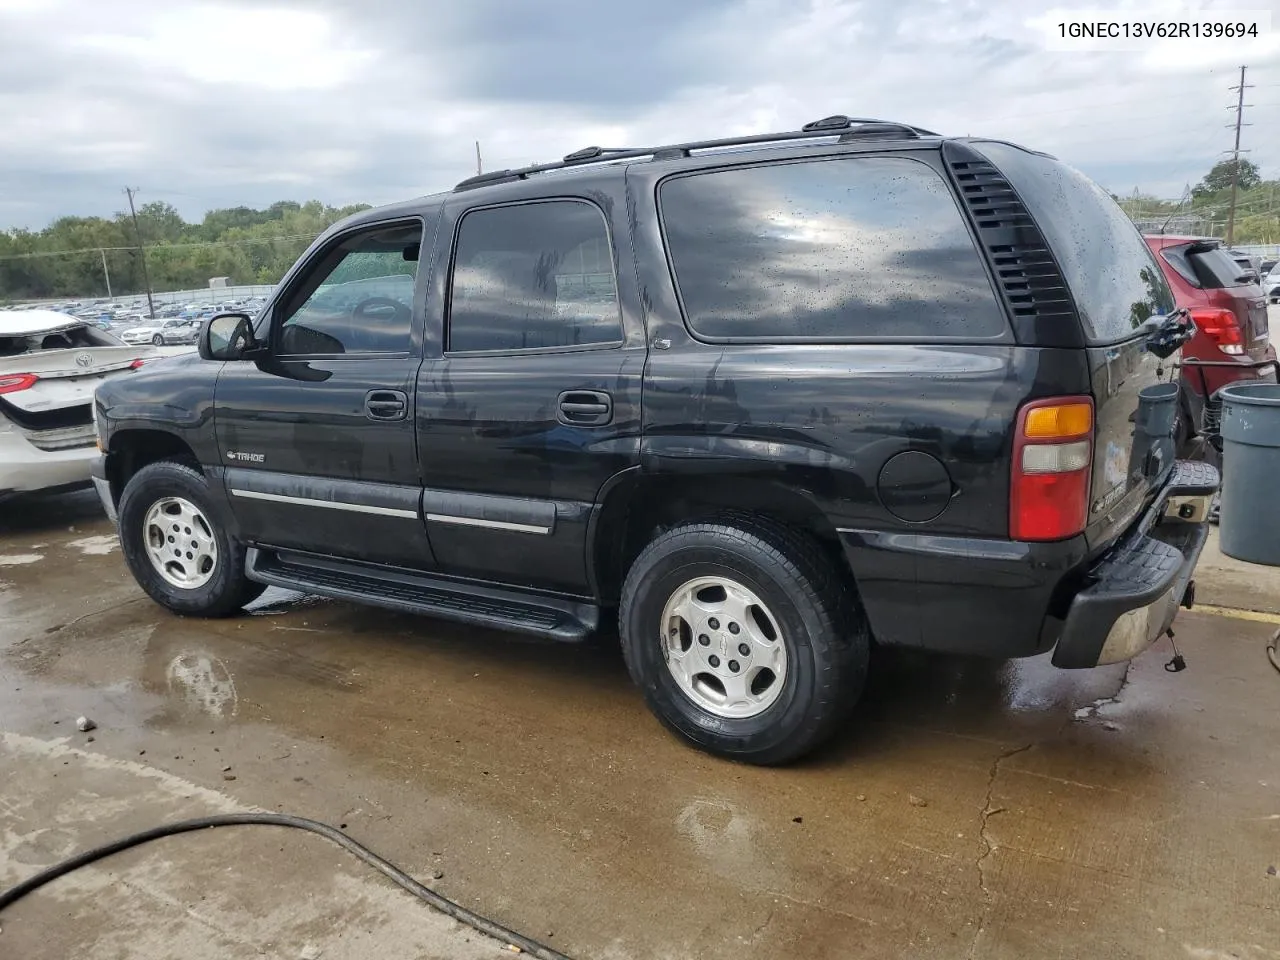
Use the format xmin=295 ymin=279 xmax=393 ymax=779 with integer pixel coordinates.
xmin=124 ymin=187 xmax=155 ymax=319
xmin=1226 ymin=65 xmax=1253 ymax=245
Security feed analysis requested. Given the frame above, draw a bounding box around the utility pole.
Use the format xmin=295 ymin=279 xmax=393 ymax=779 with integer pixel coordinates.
xmin=475 ymin=140 xmax=483 ymax=175
xmin=99 ymin=248 xmax=112 ymax=299
xmin=123 ymin=186 xmax=156 ymax=318
xmin=1225 ymin=65 xmax=1252 ymax=246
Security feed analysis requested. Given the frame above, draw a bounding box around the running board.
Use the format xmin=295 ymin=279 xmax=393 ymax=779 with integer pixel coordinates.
xmin=246 ymin=548 xmax=598 ymax=642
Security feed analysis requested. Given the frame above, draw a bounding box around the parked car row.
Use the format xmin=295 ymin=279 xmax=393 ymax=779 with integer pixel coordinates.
xmin=1 ymin=295 xmax=268 ymax=334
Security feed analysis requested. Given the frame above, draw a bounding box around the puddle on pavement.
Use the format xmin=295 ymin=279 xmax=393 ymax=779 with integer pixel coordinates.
xmin=165 ymin=653 xmax=239 ymax=718
xmin=65 ymin=535 xmax=119 ymax=556
xmin=0 ymin=553 xmax=43 ymax=566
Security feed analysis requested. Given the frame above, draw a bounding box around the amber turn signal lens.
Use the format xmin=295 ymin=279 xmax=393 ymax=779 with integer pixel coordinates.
xmin=1023 ymin=402 xmax=1092 ymax=439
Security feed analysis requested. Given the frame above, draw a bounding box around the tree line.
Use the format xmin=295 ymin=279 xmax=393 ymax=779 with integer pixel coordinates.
xmin=0 ymin=200 xmax=370 ymax=303
xmin=2 ymin=158 xmax=1275 ymax=305
xmin=1114 ymin=159 xmax=1279 ymax=246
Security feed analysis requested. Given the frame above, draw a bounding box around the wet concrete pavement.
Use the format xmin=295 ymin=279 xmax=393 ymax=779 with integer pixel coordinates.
xmin=2 ymin=490 xmax=1279 ymax=959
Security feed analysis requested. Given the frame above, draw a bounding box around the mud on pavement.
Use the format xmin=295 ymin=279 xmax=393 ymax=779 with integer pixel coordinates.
xmin=2 ymin=489 xmax=1279 ymax=959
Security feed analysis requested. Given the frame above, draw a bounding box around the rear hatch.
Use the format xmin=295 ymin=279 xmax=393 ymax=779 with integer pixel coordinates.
xmin=0 ymin=324 xmax=150 ymax=450
xmin=971 ymin=141 xmax=1180 ymax=553
xmin=1186 ymin=242 xmax=1269 ymax=360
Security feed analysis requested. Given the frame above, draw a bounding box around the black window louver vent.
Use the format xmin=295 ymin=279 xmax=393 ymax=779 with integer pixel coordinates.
xmin=945 ymin=146 xmax=1076 ymax=330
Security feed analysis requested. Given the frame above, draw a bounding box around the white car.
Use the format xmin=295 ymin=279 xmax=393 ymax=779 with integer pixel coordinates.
xmin=120 ymin=318 xmax=200 ymax=346
xmin=0 ymin=310 xmax=155 ymax=497
xmin=1265 ymin=265 xmax=1280 ymax=304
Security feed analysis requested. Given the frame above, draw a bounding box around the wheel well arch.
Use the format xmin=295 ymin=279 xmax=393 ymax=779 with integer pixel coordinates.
xmin=590 ymin=473 xmax=855 ymax=604
xmin=107 ymin=430 xmax=200 ymax=501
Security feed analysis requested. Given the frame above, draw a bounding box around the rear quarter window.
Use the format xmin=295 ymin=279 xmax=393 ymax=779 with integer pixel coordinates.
xmin=973 ymin=141 xmax=1173 ymax=343
xmin=659 ymin=156 xmax=1007 ymax=342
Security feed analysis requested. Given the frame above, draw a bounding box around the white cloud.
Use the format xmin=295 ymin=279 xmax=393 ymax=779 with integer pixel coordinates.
xmin=0 ymin=0 xmax=1276 ymax=228
xmin=73 ymin=4 xmax=374 ymax=91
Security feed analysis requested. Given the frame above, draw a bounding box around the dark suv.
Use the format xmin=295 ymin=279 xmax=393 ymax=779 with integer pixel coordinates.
xmin=92 ymin=116 xmax=1217 ymax=764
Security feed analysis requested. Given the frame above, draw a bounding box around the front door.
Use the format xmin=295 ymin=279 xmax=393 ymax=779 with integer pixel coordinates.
xmin=416 ymin=195 xmax=645 ymax=594
xmin=214 ymin=217 xmax=437 ymax=569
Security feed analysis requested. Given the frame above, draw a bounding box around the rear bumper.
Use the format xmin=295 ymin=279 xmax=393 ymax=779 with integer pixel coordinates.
xmin=1181 ymin=354 xmax=1277 ymax=406
xmin=0 ymin=422 xmax=99 ymax=494
xmin=1050 ymin=460 xmax=1218 ymax=668
xmin=837 ymin=460 xmax=1218 ymax=666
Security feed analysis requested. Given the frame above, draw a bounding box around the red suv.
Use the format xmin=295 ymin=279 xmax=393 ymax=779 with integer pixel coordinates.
xmin=1144 ymin=235 xmax=1274 ymax=450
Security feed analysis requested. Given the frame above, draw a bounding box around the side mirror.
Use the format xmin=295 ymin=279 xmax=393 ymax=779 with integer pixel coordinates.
xmin=199 ymin=312 xmax=258 ymax=361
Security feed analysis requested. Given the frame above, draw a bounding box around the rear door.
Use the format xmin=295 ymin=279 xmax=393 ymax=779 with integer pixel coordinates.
xmin=971 ymin=141 xmax=1178 ymax=552
xmin=415 ymin=188 xmax=645 ymax=595
xmin=214 ymin=216 xmax=438 ymax=569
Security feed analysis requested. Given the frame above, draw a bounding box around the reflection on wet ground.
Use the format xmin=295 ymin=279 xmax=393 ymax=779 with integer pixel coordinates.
xmin=2 ymin=490 xmax=1278 ymax=959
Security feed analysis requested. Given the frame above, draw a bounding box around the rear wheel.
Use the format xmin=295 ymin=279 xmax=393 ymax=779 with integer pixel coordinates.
xmin=620 ymin=517 xmax=868 ymax=764
xmin=151 ymin=333 xmax=164 ymax=345
xmin=118 ymin=461 xmax=264 ymax=616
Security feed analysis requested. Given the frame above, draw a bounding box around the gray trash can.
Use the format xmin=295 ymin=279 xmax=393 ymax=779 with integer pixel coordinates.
xmin=1218 ymin=382 xmax=1280 ymax=565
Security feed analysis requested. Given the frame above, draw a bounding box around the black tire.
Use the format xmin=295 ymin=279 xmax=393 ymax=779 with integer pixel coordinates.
xmin=117 ymin=460 xmax=265 ymax=617
xmin=152 ymin=334 xmax=164 ymax=346
xmin=619 ymin=517 xmax=869 ymax=765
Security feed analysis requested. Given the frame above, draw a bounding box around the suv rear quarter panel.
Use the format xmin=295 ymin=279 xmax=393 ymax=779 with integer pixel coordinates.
xmin=627 ymin=147 xmax=1094 ymax=655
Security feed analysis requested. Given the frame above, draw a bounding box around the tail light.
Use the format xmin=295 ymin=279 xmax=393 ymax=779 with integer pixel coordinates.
xmin=1010 ymin=396 xmax=1094 ymax=541
xmin=0 ymin=373 xmax=38 ymax=394
xmin=1189 ymin=307 xmax=1245 ymax=355
xmin=130 ymin=358 xmax=150 ymax=369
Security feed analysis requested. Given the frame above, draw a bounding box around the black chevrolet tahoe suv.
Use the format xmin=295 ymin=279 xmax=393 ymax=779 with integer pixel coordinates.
xmin=92 ymin=116 xmax=1217 ymax=764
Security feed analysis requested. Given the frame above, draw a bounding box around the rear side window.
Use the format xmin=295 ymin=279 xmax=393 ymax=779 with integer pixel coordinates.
xmin=659 ymin=156 xmax=1006 ymax=342
xmin=973 ymin=142 xmax=1174 ymax=343
xmin=448 ymin=200 xmax=622 ymax=353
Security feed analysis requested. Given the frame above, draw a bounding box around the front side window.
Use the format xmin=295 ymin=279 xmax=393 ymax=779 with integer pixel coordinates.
xmin=448 ymin=200 xmax=622 ymax=353
xmin=659 ymin=156 xmax=1006 ymax=341
xmin=277 ymin=222 xmax=421 ymax=355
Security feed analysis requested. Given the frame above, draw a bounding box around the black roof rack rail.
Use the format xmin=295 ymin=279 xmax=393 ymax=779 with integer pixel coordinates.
xmin=452 ymin=115 xmax=938 ymax=191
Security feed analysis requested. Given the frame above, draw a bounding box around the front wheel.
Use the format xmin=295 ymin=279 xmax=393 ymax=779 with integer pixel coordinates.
xmin=619 ymin=518 xmax=869 ymax=765
xmin=117 ymin=461 xmax=265 ymax=616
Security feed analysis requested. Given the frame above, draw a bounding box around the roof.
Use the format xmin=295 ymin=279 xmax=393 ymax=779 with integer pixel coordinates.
xmin=0 ymin=309 xmax=84 ymax=337
xmin=324 ymin=115 xmax=948 ymax=242
xmin=452 ymin=115 xmax=939 ymax=192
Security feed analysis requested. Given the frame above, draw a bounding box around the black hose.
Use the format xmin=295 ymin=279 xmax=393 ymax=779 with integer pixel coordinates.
xmin=0 ymin=813 xmax=572 ymax=960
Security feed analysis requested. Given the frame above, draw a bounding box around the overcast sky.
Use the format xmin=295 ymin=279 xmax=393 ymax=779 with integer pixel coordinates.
xmin=1 ymin=0 xmax=1277 ymax=231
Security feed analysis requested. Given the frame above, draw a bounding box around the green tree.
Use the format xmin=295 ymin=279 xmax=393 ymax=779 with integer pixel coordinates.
xmin=0 ymin=200 xmax=373 ymax=302
xmin=1192 ymin=158 xmax=1261 ymax=198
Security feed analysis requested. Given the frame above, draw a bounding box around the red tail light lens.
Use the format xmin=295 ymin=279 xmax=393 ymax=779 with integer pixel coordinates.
xmin=0 ymin=373 xmax=38 ymax=394
xmin=1010 ymin=397 xmax=1094 ymax=541
xmin=1189 ymin=307 xmax=1245 ymax=355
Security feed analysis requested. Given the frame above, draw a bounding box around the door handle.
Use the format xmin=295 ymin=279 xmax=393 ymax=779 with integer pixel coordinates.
xmin=557 ymin=390 xmax=613 ymax=426
xmin=365 ymin=389 xmax=407 ymax=421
